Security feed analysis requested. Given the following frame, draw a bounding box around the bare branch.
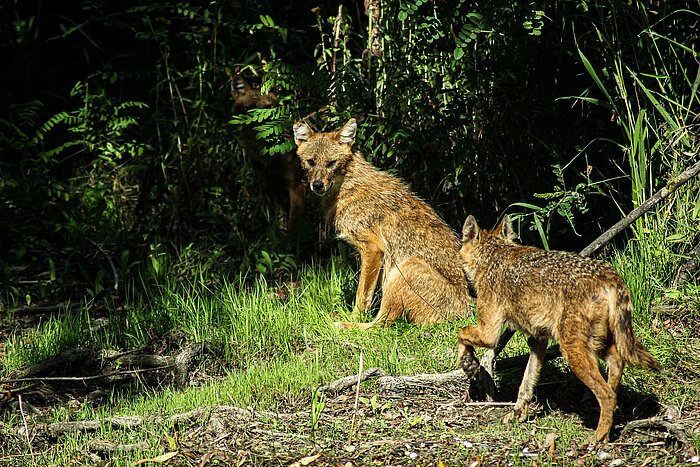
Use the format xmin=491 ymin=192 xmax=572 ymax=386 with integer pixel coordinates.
xmin=580 ymin=157 xmax=700 ymax=257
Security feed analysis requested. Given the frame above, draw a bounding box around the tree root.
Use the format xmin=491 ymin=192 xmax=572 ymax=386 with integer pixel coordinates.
xmin=5 ymin=347 xmax=95 ymax=381
xmin=1 ymin=343 xmax=208 ymax=395
xmin=620 ymin=417 xmax=689 ymax=445
xmin=317 ymin=367 xmax=386 ymax=395
xmin=375 ymin=369 xmax=468 ymax=393
xmin=317 ymin=348 xmax=563 ymax=399
xmin=17 ymin=405 xmax=306 ymax=438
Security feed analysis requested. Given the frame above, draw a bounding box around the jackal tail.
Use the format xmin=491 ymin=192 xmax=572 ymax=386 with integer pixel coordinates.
xmin=612 ymin=286 xmax=662 ymax=372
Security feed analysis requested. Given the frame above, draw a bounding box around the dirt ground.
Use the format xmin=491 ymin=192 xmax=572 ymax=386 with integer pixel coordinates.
xmin=2 ymin=367 xmax=698 ymax=466
xmin=0 ymin=308 xmax=698 ymax=466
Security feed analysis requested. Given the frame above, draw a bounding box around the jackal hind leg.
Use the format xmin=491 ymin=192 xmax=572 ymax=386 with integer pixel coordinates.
xmin=511 ymin=337 xmax=548 ymax=422
xmin=354 ymin=258 xmax=441 ymax=330
xmin=604 ymin=342 xmax=624 ymax=401
xmin=562 ymin=340 xmax=616 ymax=443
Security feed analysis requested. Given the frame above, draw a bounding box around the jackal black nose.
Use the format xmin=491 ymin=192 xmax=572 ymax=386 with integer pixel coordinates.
xmin=312 ymin=180 xmax=324 ymax=192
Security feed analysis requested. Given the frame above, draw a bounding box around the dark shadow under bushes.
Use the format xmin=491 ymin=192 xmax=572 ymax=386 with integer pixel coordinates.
xmin=1 ymin=0 xmax=697 ymax=308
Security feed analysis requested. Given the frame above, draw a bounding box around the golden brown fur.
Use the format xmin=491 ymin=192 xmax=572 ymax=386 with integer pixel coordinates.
xmin=457 ymin=215 xmax=661 ymax=442
xmin=232 ymin=75 xmax=305 ymax=229
xmin=293 ymin=118 xmax=471 ymax=329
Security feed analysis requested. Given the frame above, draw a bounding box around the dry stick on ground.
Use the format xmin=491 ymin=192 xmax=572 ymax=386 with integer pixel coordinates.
xmin=17 ymin=394 xmax=34 ymax=457
xmin=1 ymin=343 xmax=206 ymax=388
xmin=619 ymin=417 xmax=688 ymax=445
xmin=19 ymin=405 xmax=309 ymax=438
xmin=88 ymin=439 xmax=150 ymax=453
xmin=11 ymin=301 xmax=81 ymax=315
xmin=316 ymin=348 xmax=562 ymax=398
xmin=348 ymin=351 xmax=364 ymax=445
xmin=477 ymin=156 xmax=700 ymax=401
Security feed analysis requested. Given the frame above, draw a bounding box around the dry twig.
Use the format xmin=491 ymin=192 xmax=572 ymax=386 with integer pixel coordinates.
xmin=620 ymin=417 xmax=688 ymax=444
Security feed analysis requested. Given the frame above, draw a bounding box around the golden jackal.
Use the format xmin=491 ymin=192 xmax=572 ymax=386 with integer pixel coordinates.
xmin=232 ymin=75 xmax=305 ymax=229
xmin=457 ymin=215 xmax=661 ymax=442
xmin=292 ymin=118 xmax=471 ymax=329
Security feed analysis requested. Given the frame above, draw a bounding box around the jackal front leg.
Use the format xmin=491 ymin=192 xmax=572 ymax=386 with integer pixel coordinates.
xmin=456 ymin=304 xmax=504 ymax=379
xmin=353 ymin=246 xmax=383 ymax=318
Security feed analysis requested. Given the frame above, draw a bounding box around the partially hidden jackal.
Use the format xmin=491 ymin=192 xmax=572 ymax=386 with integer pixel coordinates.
xmin=457 ymin=215 xmax=661 ymax=442
xmin=292 ymin=118 xmax=471 ymax=329
xmin=232 ymin=75 xmax=305 ymax=229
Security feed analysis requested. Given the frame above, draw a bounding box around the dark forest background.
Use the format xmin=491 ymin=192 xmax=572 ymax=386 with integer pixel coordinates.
xmin=1 ymin=0 xmax=698 ymax=306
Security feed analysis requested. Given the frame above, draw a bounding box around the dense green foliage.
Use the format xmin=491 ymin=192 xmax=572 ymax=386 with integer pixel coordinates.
xmin=1 ymin=1 xmax=698 ymax=305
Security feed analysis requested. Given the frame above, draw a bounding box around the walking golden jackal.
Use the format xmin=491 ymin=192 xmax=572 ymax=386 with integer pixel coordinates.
xmin=457 ymin=215 xmax=661 ymax=442
xmin=292 ymin=118 xmax=471 ymax=329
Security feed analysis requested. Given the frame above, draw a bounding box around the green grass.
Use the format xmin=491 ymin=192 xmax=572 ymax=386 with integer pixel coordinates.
xmin=1 ymin=247 xmax=698 ymax=465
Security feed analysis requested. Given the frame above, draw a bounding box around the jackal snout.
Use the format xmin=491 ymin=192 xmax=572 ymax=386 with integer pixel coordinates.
xmin=293 ymin=119 xmax=357 ymax=196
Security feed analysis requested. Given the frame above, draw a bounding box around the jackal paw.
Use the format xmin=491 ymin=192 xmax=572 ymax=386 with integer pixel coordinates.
xmin=584 ymin=433 xmax=609 ymax=447
xmin=502 ymin=406 xmax=528 ymax=425
xmin=502 ymin=410 xmax=516 ymax=425
xmin=460 ymin=353 xmax=480 ymax=379
xmin=334 ymin=321 xmax=373 ymax=331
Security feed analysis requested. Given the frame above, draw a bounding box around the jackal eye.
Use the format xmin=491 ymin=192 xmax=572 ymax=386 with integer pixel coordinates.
xmin=326 ymin=160 xmax=337 ymax=169
xmin=306 ymin=159 xmax=316 ymax=167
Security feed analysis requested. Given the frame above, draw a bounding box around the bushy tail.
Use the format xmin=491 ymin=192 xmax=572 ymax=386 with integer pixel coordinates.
xmin=612 ymin=286 xmax=662 ymax=372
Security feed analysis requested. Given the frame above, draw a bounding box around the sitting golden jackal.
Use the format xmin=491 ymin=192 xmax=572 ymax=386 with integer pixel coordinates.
xmin=292 ymin=118 xmax=471 ymax=329
xmin=457 ymin=215 xmax=661 ymax=442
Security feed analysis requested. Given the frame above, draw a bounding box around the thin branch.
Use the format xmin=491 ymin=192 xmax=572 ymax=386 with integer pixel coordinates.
xmin=88 ymin=439 xmax=150 ymax=453
xmin=460 ymin=401 xmax=516 ymax=407
xmin=18 ymin=395 xmax=34 ymax=457
xmin=11 ymin=302 xmax=81 ymax=314
xmin=348 ymin=350 xmax=364 ymax=445
xmin=580 ymin=157 xmax=700 ymax=257
xmin=331 ymin=5 xmax=344 ymax=75
xmin=87 ymin=238 xmax=119 ymax=292
xmin=1 ymin=366 xmax=170 ymax=385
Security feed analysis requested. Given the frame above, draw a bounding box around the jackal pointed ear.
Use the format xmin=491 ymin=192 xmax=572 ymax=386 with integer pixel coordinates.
xmin=293 ymin=121 xmax=313 ymax=146
xmin=338 ymin=118 xmax=357 ymax=145
xmin=497 ymin=215 xmax=517 ymax=241
xmin=462 ymin=215 xmax=480 ymax=244
xmin=231 ymin=75 xmax=251 ymax=96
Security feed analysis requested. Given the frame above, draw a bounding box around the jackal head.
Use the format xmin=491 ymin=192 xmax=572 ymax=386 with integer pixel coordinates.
xmin=460 ymin=215 xmax=517 ymax=275
xmin=231 ymin=75 xmax=278 ymax=113
xmin=292 ymin=118 xmax=357 ymax=196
